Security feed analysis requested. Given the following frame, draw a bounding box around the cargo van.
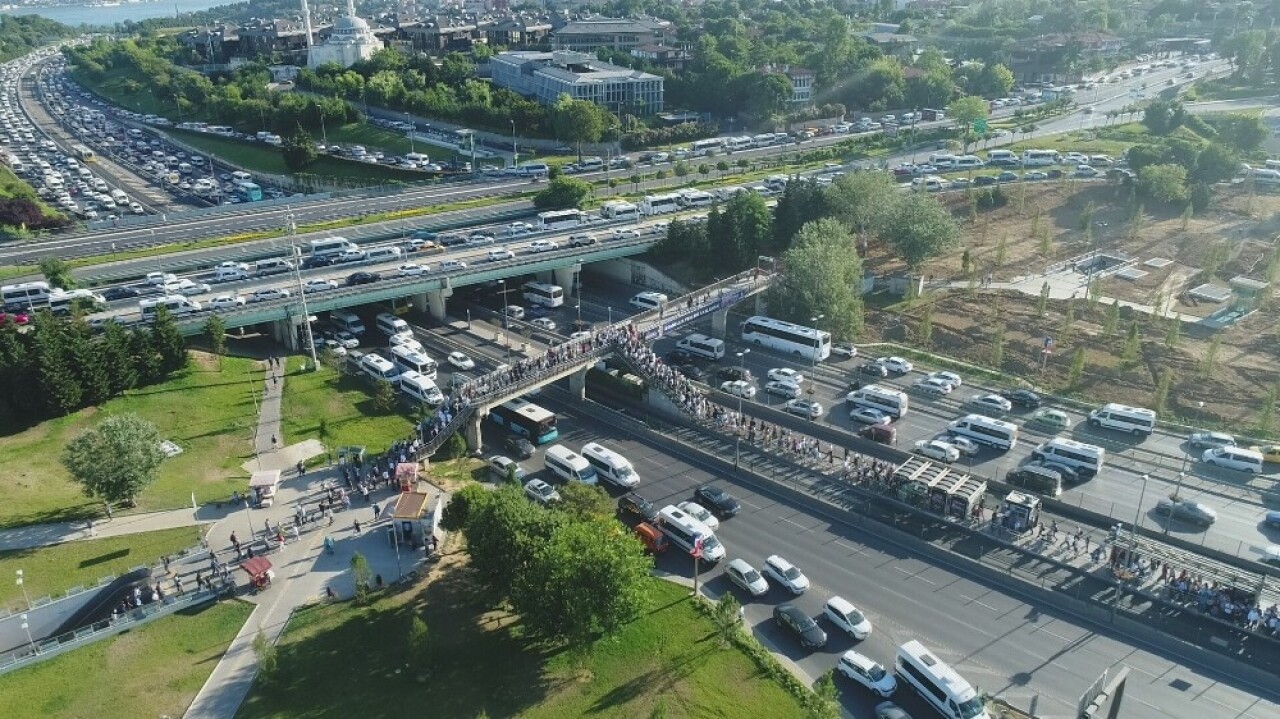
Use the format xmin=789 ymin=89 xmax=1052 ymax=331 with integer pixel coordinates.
xmin=1087 ymin=402 xmax=1156 ymax=436
xmin=954 ymin=155 xmax=984 ymax=170
xmin=396 ymin=370 xmax=444 ymax=407
xmin=364 ymin=246 xmax=403 ymax=263
xmin=515 ymin=162 xmax=549 ymax=177
xmin=1201 ymin=446 xmax=1263 ymax=474
xmin=676 ymin=333 xmax=725 ymax=360
xmin=580 ymin=442 xmax=640 ymax=488
xmin=543 ymin=444 xmax=597 ymax=485
xmin=1030 ymin=437 xmax=1105 ymax=477
xmin=375 ymin=312 xmax=411 ymax=338
xmin=986 ymin=149 xmax=1017 ymax=166
xmin=253 ymin=257 xmax=293 ymax=276
xmin=331 ymin=310 xmax=366 ymax=335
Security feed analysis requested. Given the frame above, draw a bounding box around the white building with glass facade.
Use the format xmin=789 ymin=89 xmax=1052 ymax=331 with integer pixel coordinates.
xmin=489 ymin=50 xmax=664 ymax=115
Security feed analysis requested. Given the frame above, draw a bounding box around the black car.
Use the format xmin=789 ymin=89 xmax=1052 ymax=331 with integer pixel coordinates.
xmin=773 ymin=603 xmax=827 ymax=649
xmin=301 ymin=255 xmax=333 ymax=270
xmin=618 ymin=493 xmax=659 ymax=523
xmin=346 ymin=271 xmax=382 ymax=286
xmin=1001 ymin=389 xmax=1042 ymax=409
xmin=694 ymin=485 xmax=740 ymax=518
xmin=1035 ymin=460 xmax=1081 ymax=485
xmin=677 ymin=364 xmax=707 ymax=381
xmin=664 ymin=349 xmax=707 ymax=366
xmin=973 ymin=175 xmax=999 ymax=186
xmin=857 ymin=362 xmax=889 ymax=378
xmin=504 ymin=436 xmax=535 ymax=459
xmin=101 ymin=286 xmax=141 ymax=301
xmin=437 ymin=233 xmax=467 ymax=247
xmin=716 ymin=367 xmax=753 ymax=383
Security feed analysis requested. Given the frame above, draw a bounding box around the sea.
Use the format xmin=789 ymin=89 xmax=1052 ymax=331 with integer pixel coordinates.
xmin=1 ymin=0 xmax=230 ymax=27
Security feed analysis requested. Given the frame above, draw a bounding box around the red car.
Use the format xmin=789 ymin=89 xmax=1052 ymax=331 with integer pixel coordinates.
xmin=0 ymin=311 xmax=31 ymax=326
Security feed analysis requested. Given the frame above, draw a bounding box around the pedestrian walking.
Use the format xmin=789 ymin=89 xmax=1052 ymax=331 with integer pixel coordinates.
xmin=353 ymin=519 xmax=362 ymax=534
xmin=174 ymin=576 xmax=184 ymax=596
xmin=372 ymin=503 xmax=380 ymax=521
xmin=297 ymin=460 xmax=306 ymax=478
xmin=271 ymin=434 xmax=278 ymax=449
xmin=163 ymin=555 xmax=171 ymax=575
xmin=290 ymin=524 xmax=300 ymax=542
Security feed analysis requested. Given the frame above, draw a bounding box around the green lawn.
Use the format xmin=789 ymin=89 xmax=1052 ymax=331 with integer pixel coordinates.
xmin=279 ymin=357 xmax=415 ymax=459
xmin=0 ymin=527 xmax=201 ymax=610
xmin=0 ymin=353 xmax=261 ymax=528
xmin=0 ymin=599 xmax=253 ymax=719
xmin=71 ymin=67 xmax=173 ymax=118
xmin=238 ymin=573 xmax=806 ymax=719
xmin=168 ymin=129 xmax=427 ymax=185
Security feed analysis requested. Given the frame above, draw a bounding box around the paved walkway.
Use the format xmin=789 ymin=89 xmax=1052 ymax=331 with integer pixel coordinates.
xmin=946 ymin=266 xmax=1203 ymax=324
xmin=0 ymin=508 xmax=206 ymax=552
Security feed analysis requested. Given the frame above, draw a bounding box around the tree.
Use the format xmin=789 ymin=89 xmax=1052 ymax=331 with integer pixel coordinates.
xmin=282 ymin=126 xmax=318 ymax=171
xmin=204 ymin=315 xmax=227 ymax=367
xmin=1037 ymin=281 xmax=1050 ymax=317
xmin=811 ymin=670 xmax=841 ymax=719
xmin=373 ymin=378 xmax=398 ymax=413
xmin=827 ymin=171 xmax=898 ymax=252
xmin=1067 ymin=346 xmax=1086 ymax=389
xmin=1165 ymin=318 xmax=1180 ymax=348
xmin=408 ymin=615 xmax=431 ymax=664
xmin=440 ymin=483 xmax=489 ymax=531
xmin=989 ymin=324 xmax=1005 ymax=369
xmin=148 ymin=306 xmax=188 ymax=375
xmin=975 ymin=63 xmax=1015 ymax=98
xmin=350 ymin=551 xmax=373 ymax=603
xmin=1200 ymin=335 xmax=1221 ymax=377
xmin=917 ymin=303 xmax=933 ymax=347
xmin=551 ymin=94 xmax=611 ymax=157
xmin=1257 ymin=385 xmax=1278 ymax=434
xmin=32 ymin=312 xmax=82 ymax=416
xmin=61 ymin=413 xmax=165 ymax=512
xmin=533 ymin=176 xmax=591 ymax=210
xmin=1153 ymin=368 xmax=1173 ymax=415
xmin=674 ymin=161 xmax=690 ymax=179
xmin=39 ymin=258 xmax=75 ymax=290
xmin=881 ymin=193 xmax=961 ymax=270
xmin=1104 ymin=298 xmax=1120 ymax=336
xmin=767 ymin=219 xmax=864 ymax=341
xmin=1121 ymin=321 xmax=1141 ymax=364
xmin=1138 ymin=164 xmax=1189 ymax=205
xmin=709 ymin=592 xmax=742 ymax=646
xmin=707 ymin=192 xmax=773 ymax=272
xmin=1141 ymin=99 xmax=1187 ymax=136
xmin=946 ymin=96 xmax=988 ymax=152
xmin=1192 ymin=143 xmax=1240 ymax=185
xmin=252 ymin=630 xmax=278 ymax=679
xmin=513 ymin=514 xmax=652 ymax=648
xmin=556 ymin=482 xmax=614 ymax=520
xmin=773 ymin=178 xmax=831 ymax=249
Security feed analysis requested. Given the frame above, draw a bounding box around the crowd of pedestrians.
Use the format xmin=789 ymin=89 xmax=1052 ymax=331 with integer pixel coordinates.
xmin=1163 ymin=568 xmax=1280 ymax=638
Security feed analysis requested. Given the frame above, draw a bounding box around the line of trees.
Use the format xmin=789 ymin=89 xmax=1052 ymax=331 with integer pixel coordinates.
xmin=0 ymin=309 xmax=188 ymax=426
xmin=441 ymin=483 xmax=652 ymax=649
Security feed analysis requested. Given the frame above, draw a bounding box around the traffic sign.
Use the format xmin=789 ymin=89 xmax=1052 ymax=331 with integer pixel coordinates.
xmin=972 ymin=119 xmax=988 ymax=133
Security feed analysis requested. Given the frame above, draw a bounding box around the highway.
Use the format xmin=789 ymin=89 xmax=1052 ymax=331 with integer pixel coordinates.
xmin=0 ymin=56 xmax=1227 ymax=273
xmin=393 ymin=310 xmax=1280 ymax=719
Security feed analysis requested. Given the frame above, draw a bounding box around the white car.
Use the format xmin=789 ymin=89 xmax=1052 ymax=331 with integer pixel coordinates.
xmin=969 ymin=393 xmax=1013 ymax=413
xmin=927 ymin=370 xmax=962 ymax=388
xmin=913 ymin=377 xmax=954 ymax=396
xmin=505 ymin=222 xmax=533 ymax=236
xmin=824 ymin=596 xmax=872 ymax=639
xmin=837 ymin=650 xmax=897 ymax=697
xmin=721 ymin=380 xmax=756 ymax=399
xmin=943 ymin=435 xmax=980 ymax=457
xmin=303 ymin=278 xmax=338 ymax=293
xmin=725 ymin=558 xmax=769 ymax=597
xmin=174 ymin=279 xmax=211 ymax=296
xmin=144 ymin=271 xmax=178 ymax=286
xmin=831 ymin=343 xmax=858 ymax=359
xmin=250 ymin=287 xmax=290 ymax=302
xmin=875 ymin=356 xmax=913 ymax=374
xmin=768 ymin=367 xmax=805 ymax=384
xmin=762 ymin=555 xmax=810 ymax=595
xmin=397 ymin=263 xmax=428 ymax=276
xmin=208 ymin=294 xmax=246 ymax=309
xmin=765 ymin=380 xmax=802 ymax=399
xmin=784 ymin=398 xmax=824 ymax=419
xmin=915 ymin=439 xmax=961 ymax=463
xmin=330 ymin=330 xmax=360 ymax=349
xmin=676 ymin=500 xmax=719 ymax=529
xmin=438 ymin=259 xmax=467 ymax=271
xmin=334 ymin=248 xmax=366 ymax=263
xmin=614 ymin=228 xmax=642 ymax=240
xmin=528 ymin=239 xmax=560 ymax=253
xmin=530 ymin=317 xmax=557 ymax=331
xmin=447 ymin=351 xmax=475 ymax=370
xmin=849 ymin=407 xmax=891 ymax=425
xmin=466 ymin=233 xmax=496 ymax=246
xmin=487 ymin=247 xmax=515 ymax=261
xmin=523 ymin=478 xmax=560 ymax=505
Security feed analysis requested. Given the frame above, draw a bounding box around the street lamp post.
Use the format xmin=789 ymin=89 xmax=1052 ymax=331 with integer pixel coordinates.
xmin=466 ymin=308 xmax=471 ymax=330
xmin=16 ymin=569 xmax=31 ymax=610
xmin=20 ymin=613 xmax=35 ymax=655
xmin=1113 ymin=472 xmax=1149 ymax=620
xmin=499 ymin=280 xmax=511 ymax=359
xmin=734 ymin=350 xmax=749 ymax=468
xmin=288 ymin=215 xmax=319 ymax=371
xmin=809 ymin=315 xmax=824 ymax=369
xmin=510 ymin=120 xmax=518 ymax=169
xmin=608 ymin=306 xmax=613 ymax=325
xmin=575 ymin=302 xmax=582 ymax=329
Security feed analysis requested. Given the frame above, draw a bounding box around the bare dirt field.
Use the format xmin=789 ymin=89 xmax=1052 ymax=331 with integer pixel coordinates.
xmin=863 ymin=183 xmax=1280 ymax=432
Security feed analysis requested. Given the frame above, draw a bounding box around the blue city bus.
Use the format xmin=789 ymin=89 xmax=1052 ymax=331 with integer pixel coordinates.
xmin=235 ymin=181 xmax=263 ymax=202
xmin=488 ymin=398 xmax=559 ymax=444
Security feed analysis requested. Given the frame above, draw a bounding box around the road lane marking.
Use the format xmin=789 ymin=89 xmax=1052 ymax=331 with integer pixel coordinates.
xmin=894 ymin=565 xmax=936 ymax=585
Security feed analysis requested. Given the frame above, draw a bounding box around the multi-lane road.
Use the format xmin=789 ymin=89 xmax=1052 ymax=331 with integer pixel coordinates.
xmin=390 ymin=305 xmax=1280 ymax=719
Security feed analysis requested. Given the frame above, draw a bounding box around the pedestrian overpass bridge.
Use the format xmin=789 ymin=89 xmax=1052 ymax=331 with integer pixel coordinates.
xmin=417 ymin=269 xmax=774 ymax=454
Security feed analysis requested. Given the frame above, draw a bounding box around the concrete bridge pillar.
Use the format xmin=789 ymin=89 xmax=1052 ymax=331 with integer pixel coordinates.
xmin=553 ymin=264 xmax=580 ymax=294
xmin=425 ymin=287 xmax=452 ymax=322
xmin=464 ymin=412 xmax=483 ymax=451
xmin=568 ymin=366 xmax=588 ymax=400
xmin=711 ymin=308 xmax=729 ymax=339
xmin=272 ymin=317 xmax=300 ymax=351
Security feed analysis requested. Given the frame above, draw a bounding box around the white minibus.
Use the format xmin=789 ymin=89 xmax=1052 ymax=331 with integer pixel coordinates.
xmin=543 ymin=444 xmax=597 ymax=485
xmin=1087 ymin=402 xmax=1156 ymax=436
xmin=846 ymin=384 xmax=909 ymax=419
xmin=947 ymin=414 xmax=1019 ymax=451
xmin=676 ymin=333 xmax=725 ymax=360
xmin=389 ymin=345 xmax=438 ymax=380
xmin=656 ymin=505 xmax=725 ymax=562
xmin=1030 ymin=437 xmax=1105 ymax=477
xmin=895 ymin=640 xmax=991 ymax=719
xmin=580 ymin=442 xmax=640 ymax=488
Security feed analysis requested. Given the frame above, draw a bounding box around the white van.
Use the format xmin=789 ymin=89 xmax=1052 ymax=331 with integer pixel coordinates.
xmin=911 ymin=175 xmax=946 ymax=191
xmin=389 ymin=345 xmax=438 ymax=379
xmin=214 ymin=263 xmax=250 ymax=282
xmin=580 ymin=442 xmax=640 ymax=488
xmin=1087 ymin=403 xmax=1156 ymax=436
xmin=543 ymin=444 xmax=598 ymax=485
xmin=578 ymin=156 xmax=604 ymax=171
xmin=364 ymin=246 xmax=403 ymax=263
xmin=396 ymin=370 xmax=444 ymax=407
xmin=655 ymin=504 xmax=725 ymax=562
xmin=986 ymin=149 xmax=1017 ymax=166
xmin=1030 ymin=437 xmax=1105 ymax=477
xmin=331 ymin=310 xmax=366 ymax=335
xmin=375 ymin=312 xmax=411 ymax=338
xmin=929 ymin=153 xmax=957 ymax=168
xmin=676 ymin=333 xmax=725 ymax=360
xmin=629 ymin=291 xmax=668 ymax=312
xmin=1201 ymin=446 xmax=1263 ymax=474
xmin=359 ymin=353 xmax=400 ymax=382
xmin=139 ymin=294 xmax=201 ymax=320
xmin=253 ymin=257 xmax=293 ymax=276
xmin=516 ymin=162 xmax=549 ymax=177
xmin=954 ymin=155 xmax=984 ymax=170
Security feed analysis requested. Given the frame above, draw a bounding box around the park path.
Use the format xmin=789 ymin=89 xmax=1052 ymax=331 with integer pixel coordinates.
xmin=944 ymin=267 xmax=1203 ymax=324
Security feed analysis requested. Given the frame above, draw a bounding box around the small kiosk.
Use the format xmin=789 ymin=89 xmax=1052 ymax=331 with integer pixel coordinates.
xmin=337 ymin=445 xmax=366 ymax=468
xmin=240 ymin=556 xmax=275 ymax=591
xmin=390 ymin=491 xmax=433 ymax=548
xmin=395 ymin=462 xmax=418 ymax=493
xmin=249 ymin=469 xmax=281 ymax=508
xmin=1000 ymin=491 xmax=1041 ymax=534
